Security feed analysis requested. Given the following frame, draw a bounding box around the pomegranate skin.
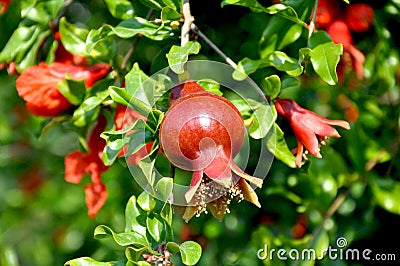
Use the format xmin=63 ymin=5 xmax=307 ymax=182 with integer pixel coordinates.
xmin=160 ymin=82 xmax=244 ymax=173
xmin=160 ymin=81 xmax=263 ymax=222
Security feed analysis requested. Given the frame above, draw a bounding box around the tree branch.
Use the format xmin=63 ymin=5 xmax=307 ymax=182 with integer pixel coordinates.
xmin=181 ymin=0 xmax=194 ymax=47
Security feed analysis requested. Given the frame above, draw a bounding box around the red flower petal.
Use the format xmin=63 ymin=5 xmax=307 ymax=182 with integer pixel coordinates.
xmin=84 ymin=182 xmax=107 ymax=218
xmin=64 ymin=150 xmax=89 ymax=184
xmin=16 ymin=63 xmax=72 ymax=117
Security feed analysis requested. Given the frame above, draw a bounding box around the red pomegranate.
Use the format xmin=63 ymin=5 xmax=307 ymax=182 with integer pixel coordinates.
xmin=345 ymin=3 xmax=374 ymax=32
xmin=159 ymin=81 xmax=263 ymax=222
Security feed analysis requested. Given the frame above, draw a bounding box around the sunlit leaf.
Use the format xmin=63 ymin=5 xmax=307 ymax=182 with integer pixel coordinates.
xmin=104 ymin=0 xmax=135 ymax=20
xmin=309 ymin=42 xmax=342 ymax=85
xmin=166 ymin=41 xmax=201 ymax=74
xmin=94 ymin=225 xmax=149 ymax=247
xmin=64 ymin=257 xmax=118 ymax=266
xmin=262 ymin=74 xmax=281 ymax=99
xmin=59 ymin=17 xmax=88 ymax=55
xmin=179 ymin=241 xmax=202 ymax=266
xmin=146 ymin=215 xmax=164 ymax=242
xmin=137 ymin=191 xmax=156 ymax=212
xmin=249 ymin=103 xmax=277 ymax=139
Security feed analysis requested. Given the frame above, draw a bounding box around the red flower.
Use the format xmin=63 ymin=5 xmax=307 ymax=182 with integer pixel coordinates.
xmin=16 ymin=62 xmax=110 ymax=117
xmin=274 ymin=99 xmax=350 ymax=168
xmin=114 ymin=104 xmax=153 ymax=165
xmin=65 ymin=115 xmax=109 ymax=218
xmin=0 ymin=0 xmax=10 ymax=14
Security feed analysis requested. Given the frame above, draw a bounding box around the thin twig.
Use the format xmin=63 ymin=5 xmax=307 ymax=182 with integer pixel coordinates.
xmin=308 ymin=0 xmax=319 ymax=39
xmin=190 ymin=23 xmax=237 ymax=69
xmin=181 ymin=0 xmax=194 ymax=47
xmin=121 ymin=9 xmax=155 ymax=71
xmin=291 ymin=188 xmax=350 ymax=266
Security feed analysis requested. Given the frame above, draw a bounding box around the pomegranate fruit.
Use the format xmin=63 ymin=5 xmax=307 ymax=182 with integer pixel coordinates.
xmin=345 ymin=3 xmax=374 ymax=32
xmin=159 ymin=81 xmax=263 ymax=222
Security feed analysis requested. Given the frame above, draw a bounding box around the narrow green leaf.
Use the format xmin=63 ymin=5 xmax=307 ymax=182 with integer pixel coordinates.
xmin=179 ymin=241 xmax=202 ymax=266
xmin=249 ymin=103 xmax=277 ymax=139
xmin=57 ymin=78 xmax=86 ymax=105
xmin=166 ymin=41 xmax=201 ymax=74
xmin=262 ymin=75 xmax=281 ymax=99
xmin=309 ymin=42 xmax=343 ymax=85
xmin=137 ymin=191 xmax=156 ymax=212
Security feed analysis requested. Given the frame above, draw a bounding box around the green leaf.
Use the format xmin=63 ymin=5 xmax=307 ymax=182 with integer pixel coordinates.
xmin=197 ymin=79 xmax=223 ymax=96
xmin=160 ymin=203 xmax=173 ymax=227
xmin=86 ymin=26 xmax=115 ymax=61
xmin=109 ymin=86 xmax=151 ymax=116
xmin=161 ymin=6 xmax=181 ymax=22
xmin=155 ymin=177 xmax=173 ymax=203
xmin=125 ymin=63 xmax=156 ymax=109
xmin=308 ymin=30 xmax=332 ymax=49
xmin=72 ymin=90 xmax=109 ymax=127
xmin=266 ymin=123 xmax=296 ymax=168
xmin=138 ymin=0 xmax=163 ymax=10
xmin=166 ymin=242 xmax=180 ymax=254
xmin=125 ymin=246 xmax=153 ymax=263
xmin=111 ymin=17 xmax=173 ymax=40
xmin=125 ymin=195 xmax=148 ymax=235
xmin=261 ymin=74 xmax=281 ymax=99
xmin=233 ymin=51 xmax=303 ymax=80
xmin=249 ymin=103 xmax=277 ymax=139
xmin=64 ymin=257 xmax=118 ymax=266
xmin=179 ymin=241 xmax=202 ymax=266
xmin=0 ymin=0 xmax=21 ymax=50
xmin=146 ymin=215 xmax=164 ymax=242
xmin=309 ymin=42 xmax=343 ymax=85
xmin=57 ymin=78 xmax=86 ymax=105
xmin=59 ymin=17 xmax=89 ymax=55
xmin=259 ymin=16 xmax=303 ymax=57
xmin=166 ymin=41 xmax=201 ymax=74
xmin=369 ymin=175 xmax=400 ymax=215
xmin=104 ymin=0 xmax=135 ymax=20
xmin=94 ymin=225 xmax=149 ymax=247
xmin=137 ymin=191 xmax=156 ymax=212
